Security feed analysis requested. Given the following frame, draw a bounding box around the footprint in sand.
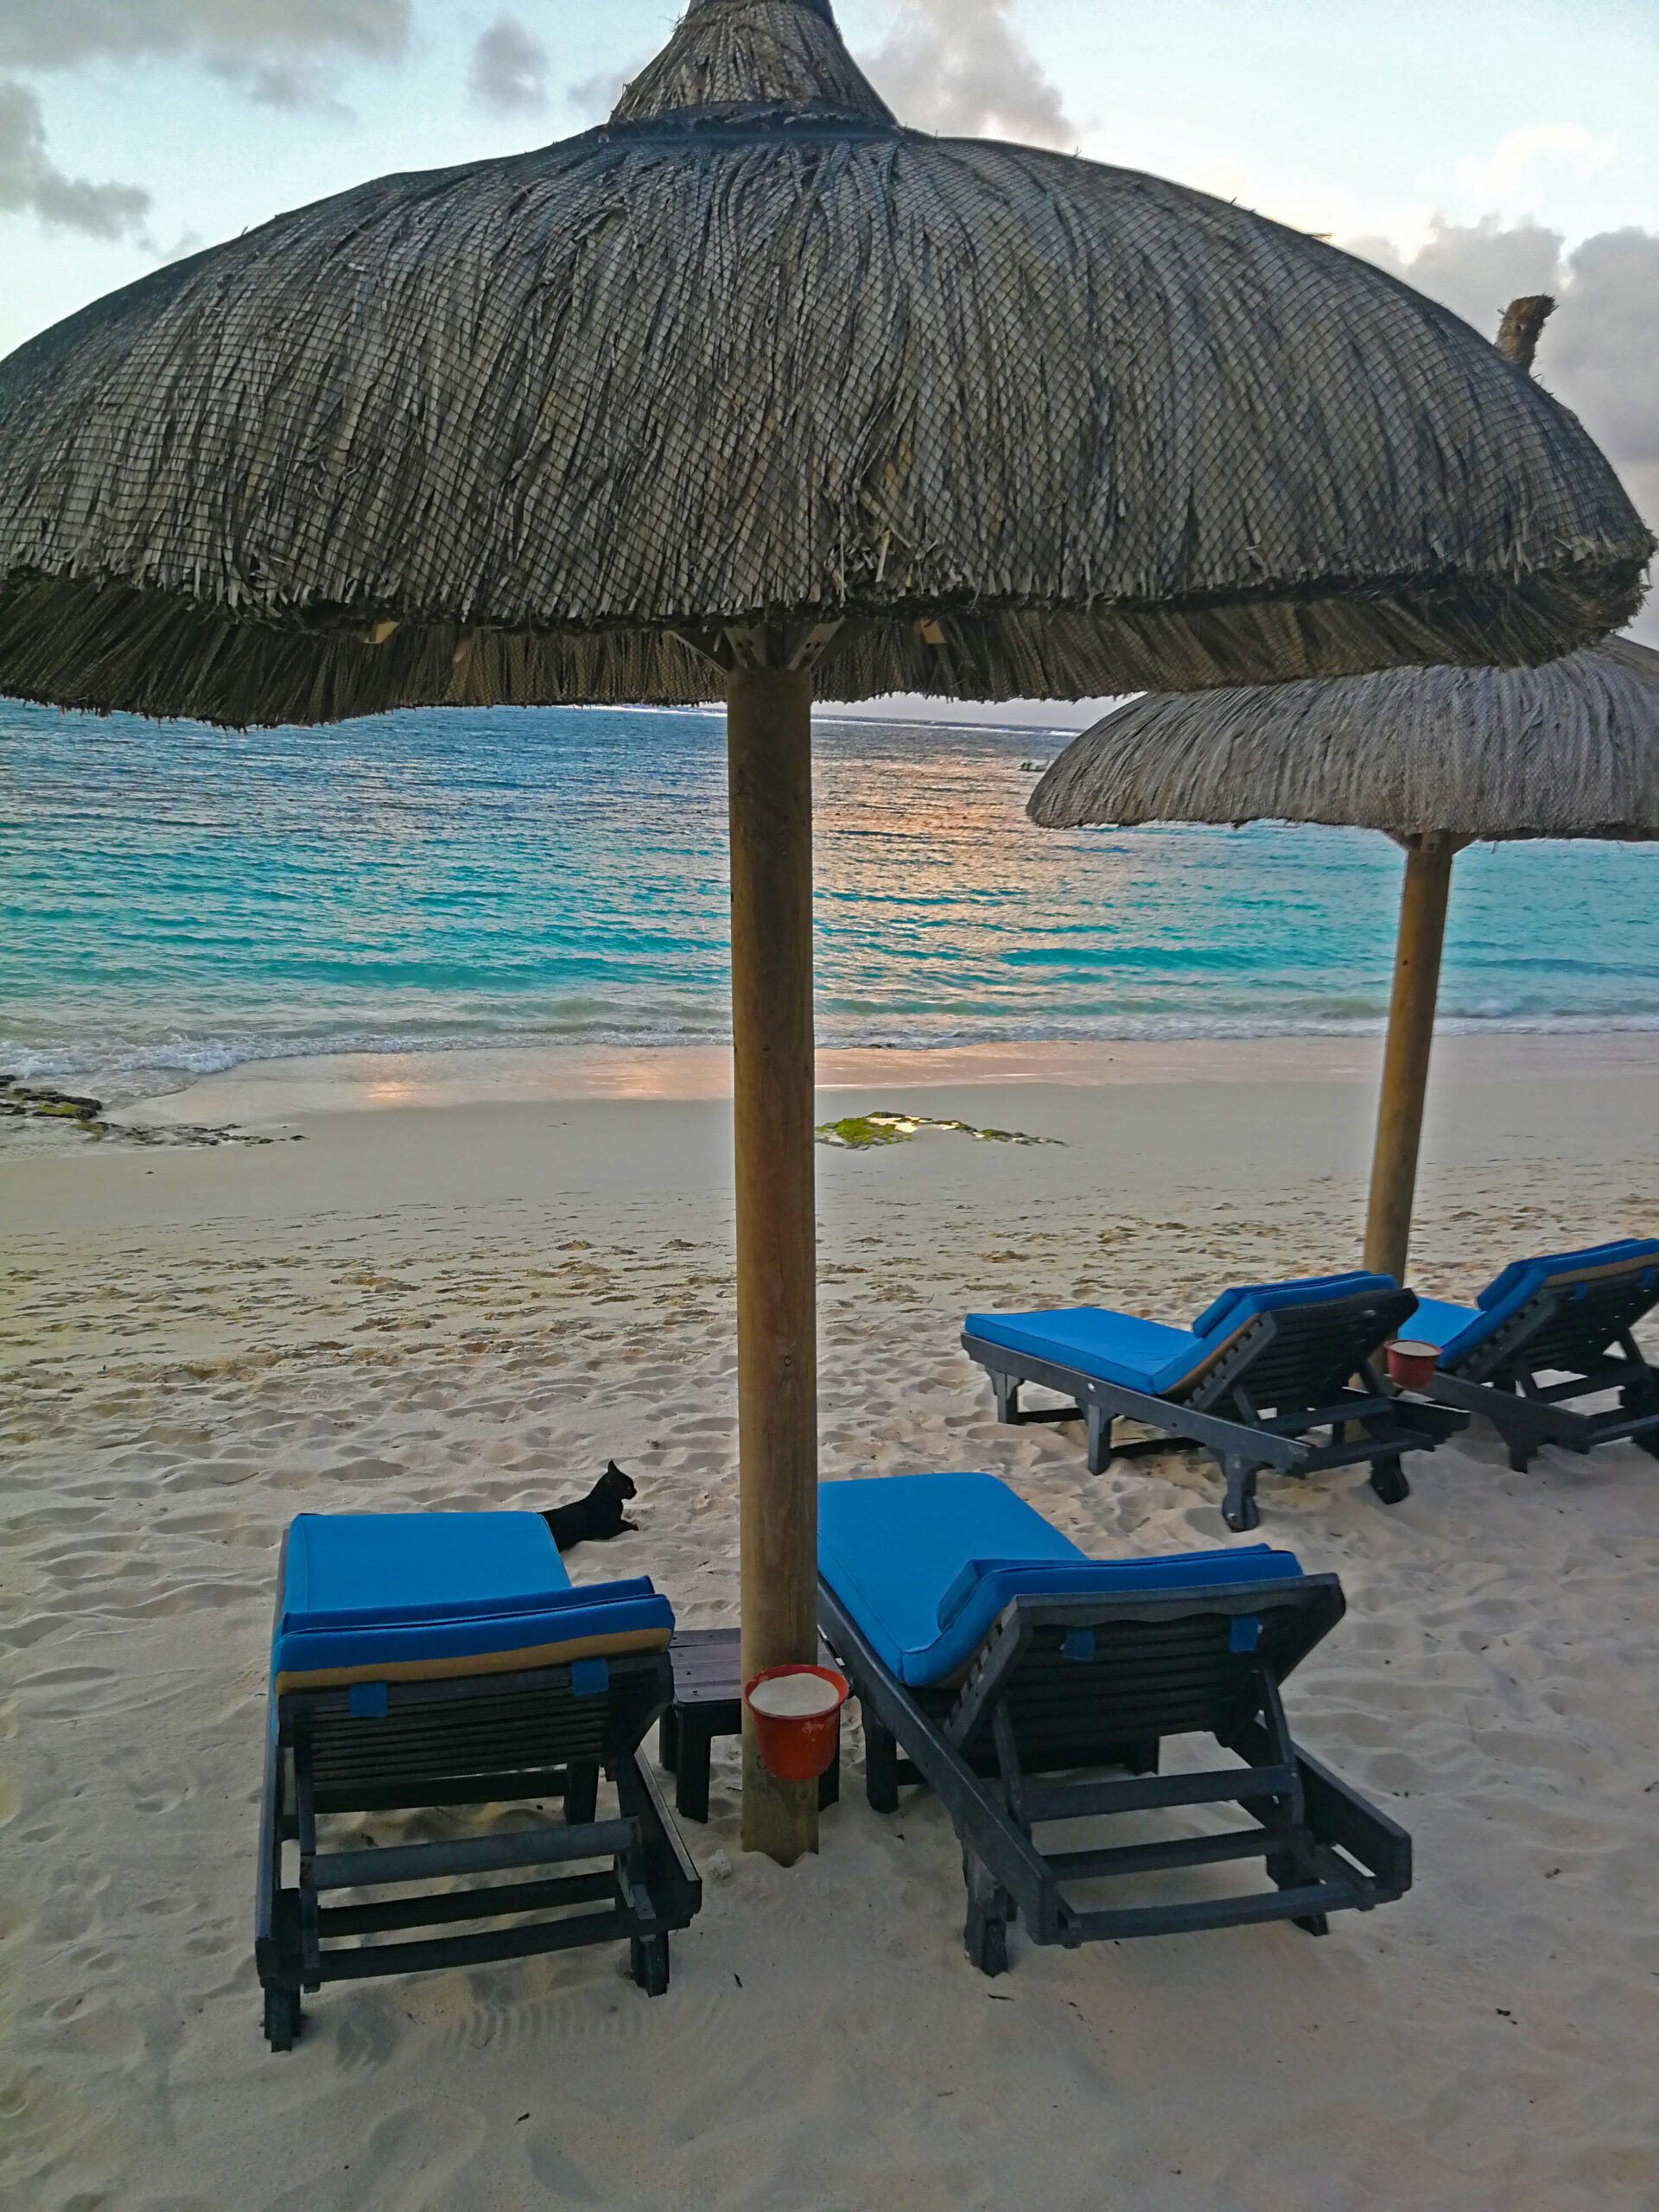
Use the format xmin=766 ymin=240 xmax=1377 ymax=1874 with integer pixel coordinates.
xmin=267 ymin=2103 xmax=487 ymax=2211
xmin=524 ymin=2124 xmax=604 ymax=2201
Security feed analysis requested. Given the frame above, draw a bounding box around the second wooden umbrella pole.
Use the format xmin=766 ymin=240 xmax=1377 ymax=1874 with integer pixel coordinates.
xmin=1362 ymin=831 xmax=1469 ymax=1284
xmin=727 ymin=656 xmax=821 ymax=1865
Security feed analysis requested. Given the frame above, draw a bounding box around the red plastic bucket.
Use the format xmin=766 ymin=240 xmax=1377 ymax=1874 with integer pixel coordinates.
xmin=744 ymin=1664 xmax=849 ymax=1782
xmin=1387 ymin=1339 xmax=1440 ymax=1390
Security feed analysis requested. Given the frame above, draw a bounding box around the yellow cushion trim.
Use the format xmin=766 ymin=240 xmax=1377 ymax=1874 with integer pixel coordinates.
xmin=1170 ymin=1314 xmax=1256 ymax=1397
xmin=273 ymin=1624 xmax=670 ymax=1697
xmin=1545 ymin=1258 xmax=1655 ymax=1290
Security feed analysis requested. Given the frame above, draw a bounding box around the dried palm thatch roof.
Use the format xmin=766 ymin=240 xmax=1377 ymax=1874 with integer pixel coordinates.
xmin=1027 ymin=636 xmax=1659 ymax=842
xmin=0 ymin=0 xmax=1649 ymax=729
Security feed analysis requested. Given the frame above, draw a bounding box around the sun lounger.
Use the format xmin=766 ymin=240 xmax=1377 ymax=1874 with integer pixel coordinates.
xmin=963 ymin=1273 xmax=1464 ymax=1528
xmin=817 ymin=1472 xmax=1410 ymax=1972
xmin=256 ymin=1510 xmax=701 ymax=2050
xmin=1405 ymin=1238 xmax=1659 ymax=1471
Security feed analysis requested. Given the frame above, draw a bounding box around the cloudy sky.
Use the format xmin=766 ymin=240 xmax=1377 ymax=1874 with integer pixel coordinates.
xmin=3 ymin=0 xmax=1656 ymax=652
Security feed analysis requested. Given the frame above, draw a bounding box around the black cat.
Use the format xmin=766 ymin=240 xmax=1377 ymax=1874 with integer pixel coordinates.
xmin=543 ymin=1460 xmax=639 ymax=1552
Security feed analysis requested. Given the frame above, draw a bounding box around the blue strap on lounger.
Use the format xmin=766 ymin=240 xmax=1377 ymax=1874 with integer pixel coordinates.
xmin=819 ymin=1472 xmax=1302 ymax=1687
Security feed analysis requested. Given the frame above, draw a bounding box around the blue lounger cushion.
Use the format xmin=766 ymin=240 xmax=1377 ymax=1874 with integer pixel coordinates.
xmin=965 ymin=1306 xmax=1204 ymax=1393
xmin=1404 ymin=1241 xmax=1659 ymax=1370
xmin=1400 ymin=1297 xmax=1480 ymax=1359
xmin=272 ymin=1511 xmax=674 ymax=1693
xmin=818 ymin=1471 xmax=1302 ymax=1687
xmin=966 ymin=1272 xmax=1399 ymax=1400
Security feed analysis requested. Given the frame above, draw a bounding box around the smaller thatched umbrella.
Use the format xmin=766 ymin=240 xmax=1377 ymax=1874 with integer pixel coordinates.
xmin=1029 ymin=628 xmax=1659 ymax=1282
xmin=1031 ymin=296 xmax=1659 ymax=1284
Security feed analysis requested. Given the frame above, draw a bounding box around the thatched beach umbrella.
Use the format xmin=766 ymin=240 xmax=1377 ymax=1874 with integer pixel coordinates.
xmin=1028 ymin=630 xmax=1659 ymax=1282
xmin=1027 ymin=297 xmax=1659 ymax=1287
xmin=0 ymin=4 xmax=1650 ymax=1859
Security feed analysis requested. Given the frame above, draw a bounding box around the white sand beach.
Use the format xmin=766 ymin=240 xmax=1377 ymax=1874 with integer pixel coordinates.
xmin=4 ymin=1035 xmax=1659 ymax=2210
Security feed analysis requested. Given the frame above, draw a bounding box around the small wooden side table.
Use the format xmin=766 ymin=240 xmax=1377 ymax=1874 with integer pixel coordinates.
xmin=658 ymin=1627 xmax=842 ymax=1822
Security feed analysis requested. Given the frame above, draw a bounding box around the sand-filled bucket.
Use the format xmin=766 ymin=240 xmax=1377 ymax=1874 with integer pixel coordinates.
xmin=1387 ymin=1339 xmax=1440 ymax=1390
xmin=744 ymin=1664 xmax=849 ymax=1782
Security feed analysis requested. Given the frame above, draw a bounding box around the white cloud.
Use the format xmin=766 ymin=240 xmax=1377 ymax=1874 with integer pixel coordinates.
xmin=0 ymin=3 xmax=412 ymax=70
xmin=0 ymin=2 xmax=410 ymax=111
xmin=569 ymin=65 xmax=633 ymax=124
xmin=0 ymin=78 xmax=149 ymax=239
xmin=470 ymin=16 xmax=551 ymax=116
xmin=861 ymin=0 xmax=1076 ymax=150
xmin=1453 ymin=122 xmax=1618 ymax=205
xmin=1346 ymin=213 xmax=1562 ymax=334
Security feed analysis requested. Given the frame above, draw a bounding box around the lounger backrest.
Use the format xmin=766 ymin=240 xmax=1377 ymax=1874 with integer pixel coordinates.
xmin=1191 ymin=1271 xmax=1389 ymax=1338
xmin=1474 ymin=1238 xmax=1659 ymax=1310
xmin=296 ymin=1653 xmax=671 ymax=1811
xmin=950 ymin=1578 xmax=1343 ymax=1770
xmin=1172 ymin=1284 xmax=1414 ymax=1408
xmin=1446 ymin=1246 xmax=1659 ymax=1379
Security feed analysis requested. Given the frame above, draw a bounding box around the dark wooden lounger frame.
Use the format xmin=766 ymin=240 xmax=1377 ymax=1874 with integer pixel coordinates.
xmin=964 ymin=1286 xmax=1465 ymax=1529
xmin=819 ymin=1570 xmax=1411 ymax=1973
xmin=256 ymin=1630 xmax=701 ymax=2050
xmin=1421 ymin=1271 xmax=1659 ymax=1472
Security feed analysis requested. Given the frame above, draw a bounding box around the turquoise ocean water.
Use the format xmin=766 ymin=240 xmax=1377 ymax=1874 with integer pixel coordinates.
xmin=3 ymin=700 xmax=1657 ymax=1099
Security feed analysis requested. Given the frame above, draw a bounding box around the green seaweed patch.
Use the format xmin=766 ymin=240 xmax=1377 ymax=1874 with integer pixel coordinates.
xmin=0 ymin=1074 xmax=296 ymax=1149
xmin=816 ymin=1109 xmax=1061 ymax=1151
xmin=0 ymin=1077 xmax=110 ymax=1137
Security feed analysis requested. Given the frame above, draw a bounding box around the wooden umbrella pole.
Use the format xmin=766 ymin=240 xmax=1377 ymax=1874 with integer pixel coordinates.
xmin=1362 ymin=299 xmax=1552 ymax=1285
xmin=1363 ymin=831 xmax=1466 ymax=1284
xmin=727 ymin=658 xmax=820 ymax=1865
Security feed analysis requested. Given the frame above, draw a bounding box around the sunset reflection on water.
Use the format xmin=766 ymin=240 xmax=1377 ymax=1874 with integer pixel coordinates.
xmin=8 ymin=698 xmax=1659 ymax=1102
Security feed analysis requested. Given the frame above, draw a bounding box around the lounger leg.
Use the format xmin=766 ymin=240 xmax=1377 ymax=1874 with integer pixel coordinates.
xmin=294 ymin=1732 xmax=321 ymax=1994
xmin=817 ymin=1736 xmax=840 ymax=1811
xmin=1264 ymin=1840 xmax=1330 ymax=1938
xmin=565 ymin=1760 xmax=600 ymax=1826
xmin=257 ymin=1732 xmax=302 ymax=2052
xmin=1265 ymin=1835 xmax=1329 ymax=1937
xmin=865 ymin=1715 xmax=900 ymax=1815
xmin=613 ymin=1755 xmax=674 ymax=1996
xmin=1483 ymin=1408 xmax=1535 ymax=1472
xmin=264 ymin=1981 xmax=302 ymax=2051
xmin=1497 ymin=1418 xmax=1536 ymax=1473
xmin=992 ymin=1374 xmax=1020 ymax=1425
xmin=962 ymin=1848 xmax=1013 ymax=1978
xmin=1221 ymin=1454 xmax=1260 ymax=1532
xmin=1086 ymin=1402 xmax=1112 ymax=1476
xmin=674 ymin=1719 xmax=713 ymax=1825
xmin=1620 ymin=1380 xmax=1659 ymax=1460
xmin=1476 ymin=1382 xmax=1538 ymax=1472
xmin=1368 ymin=1454 xmax=1410 ymax=1506
xmin=629 ymin=1933 xmax=671 ymax=1995
xmin=658 ymin=1706 xmax=680 ymax=1775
